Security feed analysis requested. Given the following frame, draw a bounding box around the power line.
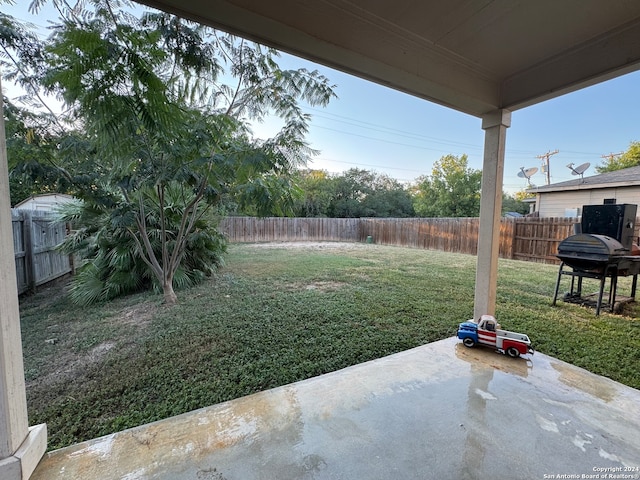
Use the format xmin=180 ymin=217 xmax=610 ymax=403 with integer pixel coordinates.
xmin=311 ymin=124 xmax=475 ymax=155
xmin=304 ymin=106 xmax=484 ymax=150
xmin=310 ymin=156 xmax=429 ymax=174
xmin=305 ymin=107 xmax=607 ymax=163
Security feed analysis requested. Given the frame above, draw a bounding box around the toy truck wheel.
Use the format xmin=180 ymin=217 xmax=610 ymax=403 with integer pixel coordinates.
xmin=462 ymin=337 xmax=476 ymax=348
xmin=506 ymin=346 xmax=520 ymax=358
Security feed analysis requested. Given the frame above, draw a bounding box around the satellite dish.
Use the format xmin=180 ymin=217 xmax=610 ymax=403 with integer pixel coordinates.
xmin=517 ymin=166 xmax=538 ymax=179
xmin=517 ymin=166 xmax=538 ymax=186
xmin=567 ymin=162 xmax=590 ymax=181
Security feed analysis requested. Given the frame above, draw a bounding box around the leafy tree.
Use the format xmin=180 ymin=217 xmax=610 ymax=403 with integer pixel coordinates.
xmin=1 ymin=10 xmax=76 ymax=204
xmin=327 ymin=168 xmax=373 ymax=217
xmin=292 ymin=169 xmax=333 ymax=217
xmin=2 ymin=97 xmax=59 ymax=204
xmin=57 ymin=185 xmax=227 ymax=306
xmin=7 ymin=1 xmax=335 ymax=305
xmin=0 ymin=7 xmax=57 ymax=116
xmin=513 ymin=189 xmax=535 ymax=202
xmin=360 ymin=173 xmax=414 ymax=217
xmin=412 ymin=154 xmax=481 ymax=217
xmin=596 ymin=142 xmax=640 ymax=173
xmin=501 ymin=193 xmax=529 ymax=215
xmin=319 ymin=168 xmax=414 ymax=218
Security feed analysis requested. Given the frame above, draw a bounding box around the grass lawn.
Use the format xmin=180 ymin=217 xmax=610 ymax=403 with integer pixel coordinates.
xmin=19 ymin=242 xmax=640 ymax=450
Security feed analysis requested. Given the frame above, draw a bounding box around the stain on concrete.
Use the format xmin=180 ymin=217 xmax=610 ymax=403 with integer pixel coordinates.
xmin=551 ymin=361 xmax=616 ymax=402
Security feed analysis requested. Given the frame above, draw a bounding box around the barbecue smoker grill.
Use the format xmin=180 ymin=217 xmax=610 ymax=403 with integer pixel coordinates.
xmin=552 ymin=203 xmax=640 ymax=315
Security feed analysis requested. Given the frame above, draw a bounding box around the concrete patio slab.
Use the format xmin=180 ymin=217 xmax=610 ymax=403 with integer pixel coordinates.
xmin=31 ymin=337 xmax=640 ymax=480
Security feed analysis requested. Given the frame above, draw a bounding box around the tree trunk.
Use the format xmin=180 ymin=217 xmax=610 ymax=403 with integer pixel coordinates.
xmin=162 ymin=281 xmax=178 ymax=305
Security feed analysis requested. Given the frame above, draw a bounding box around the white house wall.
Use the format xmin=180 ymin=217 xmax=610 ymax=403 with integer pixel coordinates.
xmin=537 ymin=187 xmax=640 ymax=217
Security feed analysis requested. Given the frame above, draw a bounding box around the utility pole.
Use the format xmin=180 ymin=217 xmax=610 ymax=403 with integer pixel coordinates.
xmin=536 ymin=149 xmax=559 ymax=185
xmin=601 ymin=152 xmax=624 ymax=164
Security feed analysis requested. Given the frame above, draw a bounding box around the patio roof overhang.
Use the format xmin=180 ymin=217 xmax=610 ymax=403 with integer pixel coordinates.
xmin=137 ymin=0 xmax=640 ymax=117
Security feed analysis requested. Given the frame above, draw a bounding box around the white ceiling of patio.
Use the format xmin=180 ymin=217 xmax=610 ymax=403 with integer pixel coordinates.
xmin=137 ymin=0 xmax=640 ymax=117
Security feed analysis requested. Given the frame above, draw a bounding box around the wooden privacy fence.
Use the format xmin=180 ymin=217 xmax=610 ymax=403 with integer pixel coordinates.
xmin=220 ymin=216 xmax=581 ymax=264
xmin=12 ymin=209 xmax=72 ymax=294
xmin=508 ymin=217 xmax=581 ymax=263
xmin=8 ymin=213 xmax=613 ymax=293
xmin=221 ymin=216 xmax=360 ymax=243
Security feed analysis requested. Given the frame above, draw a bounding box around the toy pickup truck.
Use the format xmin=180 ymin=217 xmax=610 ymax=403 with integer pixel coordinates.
xmin=457 ymin=314 xmax=534 ymax=358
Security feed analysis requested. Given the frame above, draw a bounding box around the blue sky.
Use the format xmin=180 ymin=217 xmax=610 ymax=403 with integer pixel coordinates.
xmin=263 ymin=53 xmax=640 ymax=193
xmin=4 ymin=1 xmax=640 ymax=193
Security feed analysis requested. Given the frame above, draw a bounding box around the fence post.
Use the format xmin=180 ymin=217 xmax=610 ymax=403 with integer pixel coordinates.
xmin=23 ymin=211 xmax=35 ymax=292
xmin=507 ymin=218 xmax=516 ymax=259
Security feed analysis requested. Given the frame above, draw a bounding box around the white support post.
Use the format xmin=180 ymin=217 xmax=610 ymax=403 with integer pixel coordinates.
xmin=473 ymin=109 xmax=511 ymax=320
xmin=0 ymin=79 xmax=47 ymax=479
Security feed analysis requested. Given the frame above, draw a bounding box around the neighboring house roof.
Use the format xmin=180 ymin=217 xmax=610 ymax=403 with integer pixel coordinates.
xmin=528 ymin=165 xmax=640 ymax=194
xmin=14 ymin=193 xmax=76 ymax=210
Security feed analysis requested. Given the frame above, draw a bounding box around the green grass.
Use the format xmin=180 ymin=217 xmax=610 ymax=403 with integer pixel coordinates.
xmin=19 ymin=243 xmax=640 ymax=450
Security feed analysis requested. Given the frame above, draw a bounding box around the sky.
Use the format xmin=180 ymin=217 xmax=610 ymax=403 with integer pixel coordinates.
xmin=260 ymin=54 xmax=640 ymax=193
xmin=3 ymin=1 xmax=640 ymax=194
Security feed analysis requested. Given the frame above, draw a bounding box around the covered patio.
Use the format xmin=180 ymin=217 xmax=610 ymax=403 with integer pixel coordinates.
xmin=30 ymin=338 xmax=640 ymax=479
xmin=2 ymin=1 xmax=640 ymax=478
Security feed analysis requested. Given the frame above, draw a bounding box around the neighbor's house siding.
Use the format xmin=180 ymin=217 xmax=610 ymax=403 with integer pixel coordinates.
xmin=536 ymin=187 xmax=640 ymax=217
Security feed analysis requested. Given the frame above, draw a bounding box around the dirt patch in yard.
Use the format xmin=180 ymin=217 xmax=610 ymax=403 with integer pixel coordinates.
xmin=246 ymin=241 xmax=363 ymax=250
xmin=277 ymin=280 xmax=348 ymax=293
xmin=26 ymin=340 xmax=120 ymax=393
xmin=118 ymin=302 xmax=158 ymax=328
xmin=304 ymin=281 xmax=347 ymax=291
xmin=22 ymin=279 xmax=157 ymax=394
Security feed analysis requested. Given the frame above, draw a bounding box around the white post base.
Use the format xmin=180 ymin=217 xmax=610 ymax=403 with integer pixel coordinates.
xmin=0 ymin=424 xmax=47 ymax=480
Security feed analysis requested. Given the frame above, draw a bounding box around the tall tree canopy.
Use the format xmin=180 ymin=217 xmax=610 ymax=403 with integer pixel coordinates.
xmin=291 ymin=168 xmax=414 ymax=218
xmin=2 ymin=97 xmax=64 ymax=203
xmin=2 ymin=1 xmax=336 ymax=305
xmin=412 ymin=154 xmax=481 ymax=217
xmin=292 ymin=169 xmax=333 ymax=217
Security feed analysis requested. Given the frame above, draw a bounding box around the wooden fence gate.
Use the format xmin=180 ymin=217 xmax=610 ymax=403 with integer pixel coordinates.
xmin=12 ymin=210 xmax=72 ymax=294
